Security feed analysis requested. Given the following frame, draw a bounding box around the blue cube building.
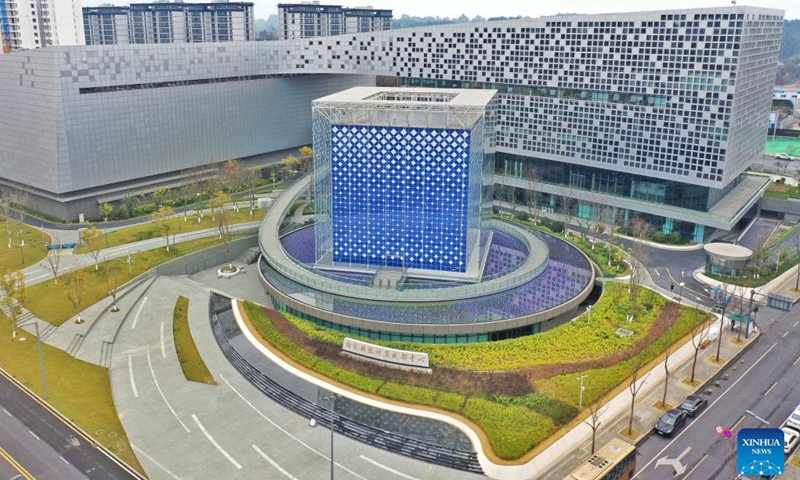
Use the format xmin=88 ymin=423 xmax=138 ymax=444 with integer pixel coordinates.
xmin=312 ymin=87 xmax=497 ymax=280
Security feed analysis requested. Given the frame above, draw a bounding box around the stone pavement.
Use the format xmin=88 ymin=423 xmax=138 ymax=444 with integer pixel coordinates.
xmin=109 ymin=275 xmax=484 ymax=480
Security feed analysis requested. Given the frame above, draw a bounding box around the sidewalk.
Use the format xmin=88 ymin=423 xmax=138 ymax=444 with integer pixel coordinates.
xmin=541 ymin=319 xmax=755 ymax=479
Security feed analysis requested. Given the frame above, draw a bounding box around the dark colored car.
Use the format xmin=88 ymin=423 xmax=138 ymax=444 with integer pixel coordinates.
xmin=679 ymin=394 xmax=708 ymax=417
xmin=655 ymin=409 xmax=687 ymax=437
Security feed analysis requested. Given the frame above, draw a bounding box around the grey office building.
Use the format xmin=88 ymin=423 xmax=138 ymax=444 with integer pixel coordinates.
xmin=0 ymin=6 xmax=784 ymax=236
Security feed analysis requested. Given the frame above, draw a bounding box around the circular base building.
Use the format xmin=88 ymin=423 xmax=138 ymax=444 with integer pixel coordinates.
xmin=257 ymin=87 xmax=595 ymax=343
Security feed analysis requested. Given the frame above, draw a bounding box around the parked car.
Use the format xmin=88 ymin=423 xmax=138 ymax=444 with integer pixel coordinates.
xmin=655 ymin=409 xmax=687 ymax=437
xmin=775 ymin=153 xmax=793 ymax=160
xmin=783 ymin=427 xmax=800 ymax=454
xmin=679 ymin=394 xmax=708 ymax=417
xmin=785 ymin=405 xmax=800 ymax=430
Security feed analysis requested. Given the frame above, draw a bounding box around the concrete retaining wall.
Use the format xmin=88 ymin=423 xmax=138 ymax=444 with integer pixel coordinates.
xmin=156 ymin=236 xmax=258 ymax=276
xmin=760 ymin=197 xmax=800 ymax=223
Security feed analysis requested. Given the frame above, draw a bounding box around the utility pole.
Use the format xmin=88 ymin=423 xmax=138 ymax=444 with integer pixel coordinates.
xmin=322 ymin=394 xmax=338 ymax=479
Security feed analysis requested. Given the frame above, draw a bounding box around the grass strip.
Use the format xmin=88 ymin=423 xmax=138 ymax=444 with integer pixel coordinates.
xmin=77 ymin=207 xmax=265 ymax=253
xmin=27 ymin=236 xmax=228 ymax=326
xmin=173 ymin=296 xmax=217 ymax=385
xmin=0 ymin=313 xmax=144 ymax=474
xmin=0 ymin=218 xmax=50 ymax=271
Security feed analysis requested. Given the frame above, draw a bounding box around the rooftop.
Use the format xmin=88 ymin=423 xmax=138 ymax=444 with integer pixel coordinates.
xmin=313 ymin=86 xmax=497 ymax=108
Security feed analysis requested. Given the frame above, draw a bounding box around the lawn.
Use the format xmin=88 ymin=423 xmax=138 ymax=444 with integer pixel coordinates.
xmin=0 ymin=312 xmax=144 ymax=474
xmin=0 ymin=217 xmax=50 ymax=271
xmin=242 ymin=286 xmax=710 ymax=461
xmin=173 ymin=296 xmax=216 ymax=385
xmin=77 ymin=207 xmax=265 ymax=253
xmin=27 ymin=236 xmax=229 ymax=326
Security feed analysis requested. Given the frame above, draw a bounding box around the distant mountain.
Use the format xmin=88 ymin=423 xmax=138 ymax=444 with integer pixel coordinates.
xmin=255 ymin=15 xmax=278 ymax=41
xmin=392 ymin=14 xmax=529 ymax=29
xmin=778 ymin=20 xmax=800 ymax=85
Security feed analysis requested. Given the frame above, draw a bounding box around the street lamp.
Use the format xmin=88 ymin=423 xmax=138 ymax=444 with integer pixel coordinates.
xmin=322 ymin=393 xmax=338 ymax=479
xmin=18 ymin=321 xmax=48 ymax=400
xmin=127 ymin=254 xmax=133 ymax=275
xmin=578 ymin=375 xmax=588 ymax=408
xmin=585 ymin=305 xmax=592 ymax=323
xmin=19 ymin=239 xmax=25 ymax=264
xmin=678 ymin=282 xmax=685 ymax=305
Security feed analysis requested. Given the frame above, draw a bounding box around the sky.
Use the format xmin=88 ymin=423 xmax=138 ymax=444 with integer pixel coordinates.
xmin=80 ymin=1 xmax=799 ymax=20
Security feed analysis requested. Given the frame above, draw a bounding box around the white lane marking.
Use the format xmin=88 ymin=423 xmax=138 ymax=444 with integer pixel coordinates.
xmin=783 ymin=331 xmax=789 ymax=338
xmin=29 ymin=431 xmax=40 ymax=441
xmin=131 ymin=297 xmax=148 ymax=330
xmin=360 ymin=455 xmax=421 ymax=480
xmin=683 ymin=453 xmax=708 ymax=479
xmin=132 ymin=444 xmax=183 ymax=480
xmin=147 ymin=349 xmax=190 ymax=433
xmin=60 ymin=456 xmax=69 ymax=465
xmin=128 ymin=355 xmax=139 ymax=398
xmin=764 ymin=382 xmax=778 ymax=397
xmin=28 ymin=274 xmax=51 ymax=283
xmin=220 ymin=374 xmax=368 ymax=480
xmin=633 ymin=342 xmax=778 ymax=478
xmin=253 ymin=445 xmax=299 ymax=480
xmin=160 ymin=321 xmax=166 ymax=358
xmin=191 ymin=414 xmax=241 ymax=470
xmin=794 ymin=320 xmax=799 ymax=328
xmin=2 ymin=408 xmax=11 ymax=417
xmin=654 ymin=269 xmax=660 ymax=276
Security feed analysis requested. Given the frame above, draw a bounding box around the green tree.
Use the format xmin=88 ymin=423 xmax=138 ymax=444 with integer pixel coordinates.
xmin=151 ymin=205 xmax=174 ymax=251
xmin=81 ymin=226 xmax=103 ymax=270
xmin=0 ymin=270 xmax=26 ymax=337
xmin=298 ymin=146 xmax=313 ymax=172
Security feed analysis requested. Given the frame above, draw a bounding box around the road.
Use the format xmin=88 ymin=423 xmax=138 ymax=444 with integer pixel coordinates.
xmin=631 ymin=306 xmax=800 ymax=479
xmin=0 ymin=371 xmax=138 ymax=480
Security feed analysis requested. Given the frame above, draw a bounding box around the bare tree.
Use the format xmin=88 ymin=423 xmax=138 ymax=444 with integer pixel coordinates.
xmin=243 ymin=168 xmax=260 ymax=216
xmin=603 ymin=205 xmax=624 ymax=267
xmin=659 ymin=317 xmax=676 ymax=408
xmin=715 ymin=283 xmax=731 ymax=362
xmin=0 ymin=270 xmax=26 ymax=338
xmin=298 ymin=146 xmax=314 ymax=173
xmin=223 ymin=159 xmax=243 ymax=194
xmin=688 ymin=310 xmax=711 ymax=384
xmin=559 ymin=186 xmax=577 ymax=235
xmin=62 ymin=267 xmax=86 ymax=324
xmin=794 ymin=234 xmax=800 ymax=291
xmin=627 ymin=355 xmax=651 ymax=436
xmin=45 ymin=237 xmax=63 ymax=285
xmin=81 ymin=226 xmax=103 ymax=270
xmin=99 ymin=202 xmax=114 ymax=246
xmin=211 ymin=191 xmax=234 ymax=267
xmin=525 ymin=163 xmax=540 ymax=223
xmin=627 ymin=218 xmax=652 ymax=310
xmin=748 ymin=226 xmax=771 ymax=279
xmin=584 ymin=393 xmax=607 ymax=454
xmin=0 ymin=191 xmax=11 ymax=247
xmin=588 ymin=195 xmax=605 ymax=250
xmin=105 ymin=257 xmax=121 ymax=312
xmin=11 ymin=189 xmax=29 ymax=236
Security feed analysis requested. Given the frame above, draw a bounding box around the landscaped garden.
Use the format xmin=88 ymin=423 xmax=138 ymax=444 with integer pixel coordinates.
xmin=0 ymin=217 xmax=51 ymax=271
xmin=241 ymin=282 xmax=711 ymax=461
xmin=77 ymin=207 xmax=266 ymax=253
xmin=173 ymin=296 xmax=217 ymax=384
xmin=764 ymin=179 xmax=800 ymax=201
xmin=495 ymin=212 xmax=628 ymax=277
xmin=27 ymin=236 xmax=233 ymax=326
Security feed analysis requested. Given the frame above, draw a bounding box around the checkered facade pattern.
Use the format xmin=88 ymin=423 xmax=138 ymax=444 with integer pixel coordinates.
xmin=330 ymin=125 xmax=472 ymax=272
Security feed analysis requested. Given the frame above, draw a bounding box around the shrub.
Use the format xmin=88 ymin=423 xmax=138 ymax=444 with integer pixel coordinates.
xmin=463 ymin=398 xmax=556 ymax=460
xmin=514 ymin=210 xmax=529 ymax=221
xmin=669 ymin=232 xmax=683 ymax=244
xmin=652 ymin=231 xmax=667 ymax=243
xmin=116 ymin=204 xmax=130 ymax=220
xmin=548 ymin=220 xmax=564 ymax=233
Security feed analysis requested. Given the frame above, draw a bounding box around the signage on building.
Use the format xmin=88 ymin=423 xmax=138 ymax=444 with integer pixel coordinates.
xmin=342 ymin=337 xmax=429 ymax=368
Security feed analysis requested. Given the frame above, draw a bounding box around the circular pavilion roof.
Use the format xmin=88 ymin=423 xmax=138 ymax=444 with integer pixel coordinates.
xmin=703 ymin=242 xmax=753 ymax=261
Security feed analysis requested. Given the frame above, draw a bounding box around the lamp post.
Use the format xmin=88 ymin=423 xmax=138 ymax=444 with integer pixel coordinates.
xmin=578 ymin=374 xmax=588 ymax=408
xmin=586 ymin=305 xmax=592 ymax=323
xmin=19 ymin=322 xmax=48 ymax=400
xmin=322 ymin=393 xmax=338 ymax=479
xmin=678 ymin=282 xmax=685 ymax=305
xmin=19 ymin=239 xmax=24 ymax=264
xmin=127 ymin=254 xmax=132 ymax=275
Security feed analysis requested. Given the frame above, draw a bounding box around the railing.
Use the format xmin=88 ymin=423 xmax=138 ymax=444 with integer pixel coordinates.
xmin=258 ymin=176 xmax=551 ymax=303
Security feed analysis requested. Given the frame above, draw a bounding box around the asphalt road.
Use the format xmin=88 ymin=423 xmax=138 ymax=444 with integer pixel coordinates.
xmin=0 ymin=372 xmax=138 ymax=480
xmin=631 ymin=306 xmax=800 ymax=480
